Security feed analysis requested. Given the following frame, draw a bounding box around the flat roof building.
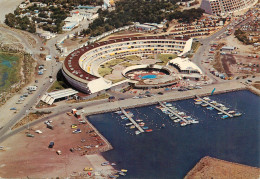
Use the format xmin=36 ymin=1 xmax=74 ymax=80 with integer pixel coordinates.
xmin=201 ymin=0 xmax=257 ymax=15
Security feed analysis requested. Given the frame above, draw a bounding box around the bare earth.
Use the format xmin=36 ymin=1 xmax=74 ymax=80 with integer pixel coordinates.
xmin=185 ymin=156 xmax=260 ymax=179
xmin=0 ymin=113 xmax=115 ymax=178
xmin=0 ymin=0 xmax=24 ymax=23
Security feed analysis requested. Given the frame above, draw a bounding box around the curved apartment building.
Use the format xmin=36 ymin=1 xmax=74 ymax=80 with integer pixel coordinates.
xmin=201 ymin=0 xmax=257 ymax=15
xmin=62 ymin=36 xmax=193 ymax=94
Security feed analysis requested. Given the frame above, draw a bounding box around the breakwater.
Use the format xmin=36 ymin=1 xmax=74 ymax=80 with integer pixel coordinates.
xmin=83 ymin=81 xmax=246 ymax=116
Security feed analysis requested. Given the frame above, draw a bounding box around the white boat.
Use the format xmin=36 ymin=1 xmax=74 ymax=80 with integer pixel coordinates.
xmin=203 ymin=97 xmax=210 ymax=101
xmin=178 ymin=112 xmax=185 ymax=116
xmin=165 ymin=103 xmax=172 ymax=107
xmin=180 ymin=123 xmax=187 ymax=126
xmin=191 ymin=120 xmax=199 ymax=124
xmin=136 ymin=119 xmax=143 ymax=122
xmin=195 ymin=101 xmax=202 ymax=105
xmin=228 ymin=110 xmax=235 ymax=114
xmin=135 ymin=131 xmax=141 ymax=135
xmin=125 ymin=123 xmax=133 ymax=126
xmin=234 ymin=112 xmax=242 ymax=117
xmin=130 ymin=125 xmax=135 ymax=129
xmin=218 ymin=112 xmax=223 ymax=115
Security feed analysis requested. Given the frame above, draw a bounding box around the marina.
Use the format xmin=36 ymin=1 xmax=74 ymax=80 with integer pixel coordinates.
xmin=158 ymin=101 xmax=189 ymax=125
xmin=88 ymin=90 xmax=260 ymax=179
xmin=195 ymin=95 xmax=233 ymax=118
xmin=120 ymin=107 xmax=144 ymax=133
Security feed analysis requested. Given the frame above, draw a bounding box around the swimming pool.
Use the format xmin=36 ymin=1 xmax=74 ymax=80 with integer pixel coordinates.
xmin=141 ymin=75 xmax=157 ymax=79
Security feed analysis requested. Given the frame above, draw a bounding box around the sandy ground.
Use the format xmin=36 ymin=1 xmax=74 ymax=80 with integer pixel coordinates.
xmin=185 ymin=156 xmax=260 ymax=179
xmin=218 ymin=34 xmax=258 ymax=54
xmin=0 ymin=113 xmax=115 ymax=178
xmin=0 ymin=0 xmax=24 ymax=23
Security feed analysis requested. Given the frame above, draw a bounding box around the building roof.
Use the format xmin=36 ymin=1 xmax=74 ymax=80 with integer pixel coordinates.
xmin=169 ymin=57 xmax=202 ymax=74
xmin=41 ymin=88 xmax=78 ymax=105
xmin=87 ymin=78 xmax=112 ymax=93
xmin=63 ymin=36 xmax=190 ymax=84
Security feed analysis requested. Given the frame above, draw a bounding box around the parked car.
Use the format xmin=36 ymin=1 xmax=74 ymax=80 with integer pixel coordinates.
xmin=73 ymin=128 xmax=81 ymax=134
xmin=49 ymin=142 xmax=54 ymax=148
xmin=56 ymin=150 xmax=62 ymax=155
xmin=35 ymin=130 xmax=42 ymax=134
xmin=26 ymin=133 xmax=34 ymax=137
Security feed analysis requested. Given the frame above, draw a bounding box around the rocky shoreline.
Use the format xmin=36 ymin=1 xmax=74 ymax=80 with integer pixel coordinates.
xmin=185 ymin=156 xmax=260 ymax=179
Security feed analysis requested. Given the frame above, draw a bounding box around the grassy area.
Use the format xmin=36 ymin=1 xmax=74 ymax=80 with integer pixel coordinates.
xmin=98 ymin=67 xmax=113 ymax=77
xmin=125 ymin=55 xmax=141 ymax=61
xmin=121 ymin=61 xmax=134 ymax=67
xmin=156 ymin=54 xmax=177 ymax=66
xmin=98 ymin=58 xmax=125 ymax=77
xmin=12 ymin=111 xmax=52 ymax=130
xmin=0 ymin=52 xmax=20 ymax=92
xmin=102 ymin=58 xmax=125 ymax=67
xmin=48 ymin=80 xmax=68 ymax=92
xmin=191 ymin=42 xmax=201 ymax=53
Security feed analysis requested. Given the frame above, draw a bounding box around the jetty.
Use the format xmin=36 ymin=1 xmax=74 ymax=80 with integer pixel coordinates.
xmin=195 ymin=95 xmax=233 ymax=118
xmin=120 ymin=107 xmax=144 ymax=133
xmin=158 ymin=102 xmax=188 ymax=123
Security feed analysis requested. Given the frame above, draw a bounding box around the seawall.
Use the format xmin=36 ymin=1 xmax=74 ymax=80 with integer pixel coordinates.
xmin=83 ymin=81 xmax=247 ymax=116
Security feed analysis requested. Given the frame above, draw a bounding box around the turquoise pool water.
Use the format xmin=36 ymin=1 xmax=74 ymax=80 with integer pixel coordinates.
xmin=141 ymin=75 xmax=157 ymax=79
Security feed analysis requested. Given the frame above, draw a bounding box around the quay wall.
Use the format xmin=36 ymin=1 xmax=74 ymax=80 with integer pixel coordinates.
xmin=83 ymin=81 xmax=247 ymax=116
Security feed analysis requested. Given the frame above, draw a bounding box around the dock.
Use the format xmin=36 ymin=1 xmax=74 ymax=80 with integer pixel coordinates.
xmin=158 ymin=101 xmax=188 ymax=123
xmin=120 ymin=107 xmax=144 ymax=133
xmin=195 ymin=95 xmax=233 ymax=118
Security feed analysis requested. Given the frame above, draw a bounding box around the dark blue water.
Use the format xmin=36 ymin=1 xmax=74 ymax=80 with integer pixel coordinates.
xmin=88 ymin=90 xmax=260 ymax=178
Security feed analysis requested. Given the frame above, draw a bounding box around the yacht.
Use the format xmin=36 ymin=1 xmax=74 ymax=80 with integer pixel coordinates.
xmin=234 ymin=112 xmax=242 ymax=117
xmin=135 ymin=131 xmax=141 ymax=135
xmin=221 ymin=115 xmax=229 ymax=119
xmin=201 ymin=103 xmax=208 ymax=107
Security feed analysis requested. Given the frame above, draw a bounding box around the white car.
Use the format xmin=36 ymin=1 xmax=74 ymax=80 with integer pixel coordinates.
xmin=35 ymin=130 xmax=43 ymax=134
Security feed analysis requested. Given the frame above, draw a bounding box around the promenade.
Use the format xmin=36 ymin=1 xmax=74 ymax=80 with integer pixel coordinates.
xmin=82 ymin=81 xmax=246 ymax=116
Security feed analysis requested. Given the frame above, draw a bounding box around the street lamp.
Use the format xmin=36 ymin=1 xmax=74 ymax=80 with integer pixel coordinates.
xmin=26 ymin=109 xmax=30 ymax=130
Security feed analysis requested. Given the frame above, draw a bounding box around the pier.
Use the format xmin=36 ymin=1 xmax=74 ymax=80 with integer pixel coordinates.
xmin=158 ymin=101 xmax=188 ymax=123
xmin=195 ymin=95 xmax=233 ymax=118
xmin=120 ymin=107 xmax=144 ymax=133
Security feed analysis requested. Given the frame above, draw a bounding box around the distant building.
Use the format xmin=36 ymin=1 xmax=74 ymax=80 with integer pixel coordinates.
xmin=62 ymin=22 xmax=79 ymax=31
xmin=46 ymin=55 xmax=52 ymax=61
xmin=200 ymin=0 xmax=257 ymax=15
xmin=221 ymin=46 xmax=235 ymax=51
xmin=38 ymin=31 xmax=56 ymax=39
xmin=134 ymin=23 xmax=157 ymax=31
xmin=103 ymin=0 xmax=115 ymax=9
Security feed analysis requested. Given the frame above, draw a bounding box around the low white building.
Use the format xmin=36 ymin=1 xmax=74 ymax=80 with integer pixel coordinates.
xmin=62 ymin=22 xmax=79 ymax=31
xmin=46 ymin=55 xmax=52 ymax=61
xmin=39 ymin=31 xmax=56 ymax=39
xmin=134 ymin=23 xmax=157 ymax=31
xmin=168 ymin=57 xmax=202 ymax=75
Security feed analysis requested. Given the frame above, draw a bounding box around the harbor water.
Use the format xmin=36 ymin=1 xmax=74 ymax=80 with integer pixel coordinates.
xmin=88 ymin=90 xmax=260 ymax=178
